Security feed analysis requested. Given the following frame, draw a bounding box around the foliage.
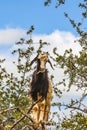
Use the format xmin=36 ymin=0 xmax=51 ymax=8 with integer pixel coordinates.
xmin=61 ymin=113 xmax=87 ymax=130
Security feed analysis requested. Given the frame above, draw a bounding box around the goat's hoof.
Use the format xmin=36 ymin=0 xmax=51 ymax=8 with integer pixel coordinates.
xmin=34 ymin=122 xmax=39 ymax=128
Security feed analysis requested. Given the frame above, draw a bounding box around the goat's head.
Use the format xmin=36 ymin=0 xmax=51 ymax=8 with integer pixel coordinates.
xmin=30 ymin=52 xmax=54 ymax=73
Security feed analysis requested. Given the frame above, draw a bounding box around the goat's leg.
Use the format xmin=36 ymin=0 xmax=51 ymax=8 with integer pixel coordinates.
xmin=33 ymin=104 xmax=39 ymax=123
xmin=44 ymin=94 xmax=52 ymax=121
xmin=43 ymin=79 xmax=53 ymax=121
xmin=38 ymin=100 xmax=45 ymax=122
xmin=44 ymin=104 xmax=50 ymax=121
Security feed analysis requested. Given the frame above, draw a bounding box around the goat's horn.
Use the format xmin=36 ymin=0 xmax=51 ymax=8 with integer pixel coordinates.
xmin=30 ymin=56 xmax=37 ymax=66
xmin=48 ymin=59 xmax=54 ymax=70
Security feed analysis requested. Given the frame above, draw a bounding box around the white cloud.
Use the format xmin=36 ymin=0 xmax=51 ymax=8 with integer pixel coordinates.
xmin=33 ymin=30 xmax=81 ymax=55
xmin=0 ymin=28 xmax=81 ymax=54
xmin=0 ymin=28 xmax=26 ymax=45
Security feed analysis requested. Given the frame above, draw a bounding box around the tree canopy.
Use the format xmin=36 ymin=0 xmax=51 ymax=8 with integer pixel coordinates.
xmin=0 ymin=0 xmax=87 ymax=130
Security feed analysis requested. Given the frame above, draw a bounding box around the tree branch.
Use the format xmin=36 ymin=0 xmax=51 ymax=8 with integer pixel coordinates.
xmin=0 ymin=107 xmax=19 ymax=114
xmin=63 ymin=104 xmax=87 ymax=114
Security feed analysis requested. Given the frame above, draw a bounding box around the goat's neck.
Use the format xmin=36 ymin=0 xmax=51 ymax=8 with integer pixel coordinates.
xmin=36 ymin=70 xmax=48 ymax=82
xmin=36 ymin=69 xmax=47 ymax=75
xmin=37 ymin=70 xmax=45 ymax=74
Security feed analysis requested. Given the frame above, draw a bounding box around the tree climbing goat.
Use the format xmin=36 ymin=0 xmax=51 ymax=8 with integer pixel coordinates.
xmin=30 ymin=53 xmax=53 ymax=123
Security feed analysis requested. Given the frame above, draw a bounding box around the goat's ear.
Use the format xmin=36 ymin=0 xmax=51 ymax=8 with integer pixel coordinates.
xmin=30 ymin=56 xmax=37 ymax=66
xmin=48 ymin=59 xmax=54 ymax=70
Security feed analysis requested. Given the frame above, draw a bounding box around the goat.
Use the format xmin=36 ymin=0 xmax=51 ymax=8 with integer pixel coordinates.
xmin=30 ymin=53 xmax=53 ymax=123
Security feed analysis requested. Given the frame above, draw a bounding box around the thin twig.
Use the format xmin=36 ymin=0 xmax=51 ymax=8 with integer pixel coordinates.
xmin=63 ymin=104 xmax=87 ymax=114
xmin=22 ymin=125 xmax=33 ymax=130
xmin=0 ymin=107 xmax=19 ymax=114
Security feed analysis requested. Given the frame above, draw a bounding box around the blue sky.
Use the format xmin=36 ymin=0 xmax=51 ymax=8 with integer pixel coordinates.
xmin=0 ymin=0 xmax=85 ymax=61
xmin=0 ymin=0 xmax=84 ymax=34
